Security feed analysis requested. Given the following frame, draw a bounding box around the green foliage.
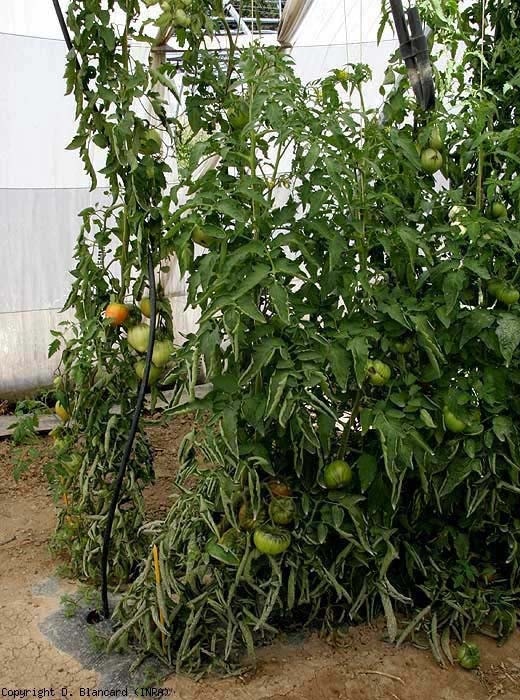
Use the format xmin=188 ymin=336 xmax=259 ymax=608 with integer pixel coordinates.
xmin=58 ymin=0 xmax=520 ymax=676
xmin=9 ymin=398 xmax=48 ymax=447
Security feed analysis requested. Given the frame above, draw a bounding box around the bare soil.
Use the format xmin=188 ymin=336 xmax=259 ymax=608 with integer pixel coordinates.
xmin=1 ymin=417 xmax=520 ymax=699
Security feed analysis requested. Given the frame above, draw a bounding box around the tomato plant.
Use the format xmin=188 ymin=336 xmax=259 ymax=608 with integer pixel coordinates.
xmin=53 ymin=0 xmax=520 ymax=677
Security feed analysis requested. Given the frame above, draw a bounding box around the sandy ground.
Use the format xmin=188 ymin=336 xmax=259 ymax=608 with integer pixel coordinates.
xmin=1 ymin=417 xmax=520 ymax=699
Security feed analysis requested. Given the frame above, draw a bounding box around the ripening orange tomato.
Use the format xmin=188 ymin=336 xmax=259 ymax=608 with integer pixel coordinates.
xmin=104 ymin=303 xmax=130 ymax=326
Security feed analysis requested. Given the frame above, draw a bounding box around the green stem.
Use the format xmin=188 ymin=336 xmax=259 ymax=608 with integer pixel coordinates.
xmin=120 ymin=14 xmax=132 ymax=296
xmin=476 ymin=1 xmax=486 ymax=212
xmin=337 ymin=389 xmax=363 ymax=460
xmin=357 ymin=85 xmax=369 ymax=275
xmin=222 ymin=14 xmax=237 ymax=95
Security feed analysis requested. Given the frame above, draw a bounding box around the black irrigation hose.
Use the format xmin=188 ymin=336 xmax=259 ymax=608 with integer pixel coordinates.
xmin=100 ymin=249 xmax=157 ymax=618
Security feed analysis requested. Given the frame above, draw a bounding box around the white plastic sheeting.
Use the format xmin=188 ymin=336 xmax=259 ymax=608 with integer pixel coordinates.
xmin=0 ymin=7 xmax=191 ymax=395
xmin=289 ymin=0 xmax=397 ymax=103
xmin=1 ymin=1 xmax=398 ymax=395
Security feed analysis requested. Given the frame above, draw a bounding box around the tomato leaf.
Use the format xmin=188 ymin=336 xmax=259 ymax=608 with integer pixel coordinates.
xmin=460 ymin=309 xmax=494 ymax=348
xmin=441 ymin=459 xmax=481 ymax=497
xmin=270 ymin=282 xmax=290 ymax=325
xmin=348 ymin=336 xmax=369 ymax=387
xmin=265 ymin=371 xmax=290 ymax=419
xmin=357 ymin=453 xmax=378 ymax=493
xmin=496 ymin=314 xmax=520 ymax=366
xmin=443 ymin=270 xmax=465 ymax=314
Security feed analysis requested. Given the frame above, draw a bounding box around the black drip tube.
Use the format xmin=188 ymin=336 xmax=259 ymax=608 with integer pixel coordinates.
xmin=101 ymin=249 xmax=157 ymax=617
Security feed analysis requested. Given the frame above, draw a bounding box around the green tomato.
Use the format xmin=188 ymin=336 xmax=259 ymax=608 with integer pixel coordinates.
xmin=152 ymin=339 xmax=174 ymax=368
xmin=457 ymin=642 xmax=480 ymax=670
xmin=323 ymin=460 xmax=352 ymax=490
xmin=127 ymin=323 xmax=150 ymax=353
xmin=192 ymin=225 xmax=216 ymax=248
xmin=500 ymin=287 xmax=519 ymax=305
xmin=497 ymin=285 xmax=519 ymax=305
xmin=491 ymin=201 xmax=507 ymax=219
xmin=253 ymin=526 xmax=291 ymax=555
xmin=488 ymin=279 xmax=519 ymax=305
xmin=420 ymin=148 xmax=443 ymax=174
xmin=174 ymin=8 xmax=190 ymax=27
xmin=53 ymin=375 xmax=63 ymax=390
xmin=443 ymin=406 xmax=466 ymax=433
xmin=268 ymin=497 xmax=296 ymax=526
xmin=428 ymin=125 xmax=443 ymax=151
xmin=140 ymin=297 xmax=151 ymax=318
xmin=394 ymin=337 xmax=414 ymax=353
xmin=135 ymin=360 xmax=162 ymax=385
xmin=366 ymin=360 xmax=391 ymax=386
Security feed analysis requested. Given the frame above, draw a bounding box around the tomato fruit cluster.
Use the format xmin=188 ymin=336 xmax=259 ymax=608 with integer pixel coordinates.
xmin=158 ymin=0 xmax=192 ymax=28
